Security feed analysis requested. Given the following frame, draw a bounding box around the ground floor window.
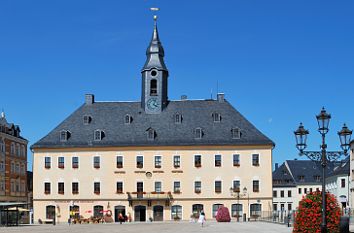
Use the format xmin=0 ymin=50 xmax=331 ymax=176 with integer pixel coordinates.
xmin=231 ymin=204 xmax=242 ymax=217
xmin=70 ymin=205 xmax=80 ymax=219
xmin=250 ymin=204 xmax=261 ymax=218
xmin=93 ymin=205 xmax=103 ymax=217
xmin=46 ymin=205 xmax=55 ymax=219
xmin=171 ymin=205 xmax=182 ymax=220
xmin=212 ymin=204 xmax=223 ymax=218
xmin=192 ymin=204 xmax=204 ymax=218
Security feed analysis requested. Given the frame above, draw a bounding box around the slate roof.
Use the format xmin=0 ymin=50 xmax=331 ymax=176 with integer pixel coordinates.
xmin=273 ymin=160 xmax=338 ymax=187
xmin=329 ymin=159 xmax=350 ymax=177
xmin=31 ymin=99 xmax=274 ymax=149
xmin=272 ymin=162 xmax=296 ymax=187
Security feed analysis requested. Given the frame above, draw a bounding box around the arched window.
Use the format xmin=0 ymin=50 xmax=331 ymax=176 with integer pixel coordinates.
xmin=46 ymin=205 xmax=56 ymax=220
xmin=171 ymin=205 xmax=182 ymax=220
xmin=150 ymin=79 xmax=158 ymax=96
xmin=94 ymin=130 xmax=104 ymax=141
xmin=212 ymin=204 xmax=223 ymax=218
xmin=93 ymin=205 xmax=103 ymax=217
xmin=231 ymin=204 xmax=243 ymax=218
xmin=147 ymin=128 xmax=155 ymax=140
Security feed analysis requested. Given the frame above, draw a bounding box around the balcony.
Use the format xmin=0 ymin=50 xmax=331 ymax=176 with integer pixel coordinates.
xmin=127 ymin=191 xmax=173 ymax=207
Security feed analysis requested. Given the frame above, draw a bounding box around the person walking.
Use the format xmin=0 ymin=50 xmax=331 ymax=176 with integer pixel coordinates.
xmin=198 ymin=210 xmax=206 ymax=227
xmin=118 ymin=213 xmax=124 ymax=224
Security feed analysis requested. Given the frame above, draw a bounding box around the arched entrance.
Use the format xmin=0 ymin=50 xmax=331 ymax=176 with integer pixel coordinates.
xmin=134 ymin=205 xmax=146 ymax=222
xmin=114 ymin=205 xmax=126 ymax=222
xmin=153 ymin=205 xmax=163 ymax=221
xmin=46 ymin=205 xmax=55 ymax=220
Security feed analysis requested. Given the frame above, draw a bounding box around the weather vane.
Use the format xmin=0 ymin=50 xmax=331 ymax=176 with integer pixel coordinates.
xmin=150 ymin=7 xmax=160 ymax=21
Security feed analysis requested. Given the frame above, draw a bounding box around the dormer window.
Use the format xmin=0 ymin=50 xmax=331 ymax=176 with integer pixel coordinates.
xmin=147 ymin=128 xmax=156 ymax=140
xmin=298 ymin=175 xmax=305 ymax=182
xmin=194 ymin=128 xmax=203 ymax=139
xmin=150 ymin=79 xmax=158 ymax=96
xmin=231 ymin=128 xmax=241 ymax=139
xmin=60 ymin=130 xmax=70 ymax=142
xmin=174 ymin=113 xmax=182 ymax=124
xmin=125 ymin=114 xmax=132 ymax=124
xmin=83 ymin=115 xmax=92 ymax=125
xmin=94 ymin=130 xmax=104 ymax=141
xmin=212 ymin=112 xmax=221 ymax=122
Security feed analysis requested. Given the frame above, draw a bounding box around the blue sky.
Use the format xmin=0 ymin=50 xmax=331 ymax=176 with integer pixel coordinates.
xmin=0 ymin=1 xmax=353 ymax=170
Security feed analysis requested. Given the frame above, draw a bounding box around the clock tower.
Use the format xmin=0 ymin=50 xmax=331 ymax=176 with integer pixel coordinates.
xmin=141 ymin=16 xmax=168 ymax=114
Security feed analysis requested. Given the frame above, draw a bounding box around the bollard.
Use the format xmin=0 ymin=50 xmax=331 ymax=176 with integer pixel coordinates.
xmin=339 ymin=216 xmax=349 ymax=233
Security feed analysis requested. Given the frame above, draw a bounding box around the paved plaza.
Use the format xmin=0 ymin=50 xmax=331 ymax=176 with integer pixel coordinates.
xmin=1 ymin=221 xmax=292 ymax=233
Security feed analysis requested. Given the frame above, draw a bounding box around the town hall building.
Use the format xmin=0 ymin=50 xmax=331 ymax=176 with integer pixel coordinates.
xmin=31 ymin=17 xmax=274 ymax=223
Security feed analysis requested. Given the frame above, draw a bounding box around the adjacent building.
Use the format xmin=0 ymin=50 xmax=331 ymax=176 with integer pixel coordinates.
xmin=0 ymin=112 xmax=28 ymax=203
xmin=31 ymin=17 xmax=274 ymax=223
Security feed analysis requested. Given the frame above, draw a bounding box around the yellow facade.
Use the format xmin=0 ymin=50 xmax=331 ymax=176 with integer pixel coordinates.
xmin=33 ymin=145 xmax=273 ymax=223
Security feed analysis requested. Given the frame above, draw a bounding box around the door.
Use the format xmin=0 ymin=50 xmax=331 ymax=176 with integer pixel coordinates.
xmin=134 ymin=205 xmax=146 ymax=222
xmin=137 ymin=182 xmax=143 ymax=198
xmin=153 ymin=205 xmax=163 ymax=221
xmin=114 ymin=206 xmax=126 ymax=222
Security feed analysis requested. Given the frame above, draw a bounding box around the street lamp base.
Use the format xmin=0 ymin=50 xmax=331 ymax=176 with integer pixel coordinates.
xmin=321 ymin=224 xmax=327 ymax=233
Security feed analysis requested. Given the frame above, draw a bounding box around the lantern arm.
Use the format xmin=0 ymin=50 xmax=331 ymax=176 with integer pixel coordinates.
xmin=300 ymin=150 xmax=348 ymax=163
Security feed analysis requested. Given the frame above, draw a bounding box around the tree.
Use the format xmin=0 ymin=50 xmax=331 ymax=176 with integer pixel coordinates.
xmin=216 ymin=206 xmax=231 ymax=222
xmin=293 ymin=191 xmax=341 ymax=233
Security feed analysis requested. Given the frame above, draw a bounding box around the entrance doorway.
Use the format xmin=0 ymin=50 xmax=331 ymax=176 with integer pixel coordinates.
xmin=114 ymin=205 xmax=126 ymax=222
xmin=134 ymin=205 xmax=146 ymax=222
xmin=153 ymin=205 xmax=163 ymax=221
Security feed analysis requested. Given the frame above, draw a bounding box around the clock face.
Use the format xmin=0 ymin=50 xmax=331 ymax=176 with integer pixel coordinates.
xmin=147 ymin=98 xmax=160 ymax=111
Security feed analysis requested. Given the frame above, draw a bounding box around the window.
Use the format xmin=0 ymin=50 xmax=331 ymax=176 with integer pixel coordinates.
xmin=58 ymin=157 xmax=64 ymax=169
xmin=150 ymin=79 xmax=157 ymax=96
xmin=280 ymin=190 xmax=284 ymax=197
xmin=288 ymin=190 xmax=292 ymax=197
xmin=215 ymin=154 xmax=222 ymax=167
xmin=250 ymin=204 xmax=261 ymax=218
xmin=231 ymin=128 xmax=241 ymax=139
xmin=0 ymin=161 xmax=4 ymax=172
xmin=94 ymin=130 xmax=104 ymax=141
xmin=281 ymin=204 xmax=284 ymax=211
xmin=70 ymin=205 xmax=80 ymax=219
xmin=253 ymin=180 xmax=260 ymax=192
xmin=116 ymin=156 xmax=123 ymax=168
xmin=58 ymin=182 xmax=64 ymax=194
xmin=298 ymin=188 xmax=302 ymax=194
xmin=233 ymin=154 xmax=240 ymax=166
xmin=155 ymin=181 xmax=162 ymax=193
xmin=116 ymin=182 xmax=123 ymax=193
xmin=288 ymin=203 xmax=292 ymax=211
xmin=83 ymin=115 xmax=92 ymax=125
xmin=212 ymin=204 xmax=223 ymax=217
xmin=125 ymin=115 xmax=132 ymax=124
xmin=310 ymin=188 xmax=313 ymax=193
xmin=194 ymin=181 xmax=201 ymax=193
xmin=46 ymin=206 xmax=55 ymax=220
xmin=11 ymin=143 xmax=15 ymax=155
xmin=93 ymin=156 xmax=100 ymax=168
xmin=194 ymin=155 xmax=202 ymax=167
xmin=298 ymin=175 xmax=305 ymax=182
xmin=194 ymin=128 xmax=203 ymax=139
xmin=174 ymin=113 xmax=182 ymax=124
xmin=147 ymin=128 xmax=155 ymax=140
xmin=154 ymin=156 xmax=162 ymax=168
xmin=21 ymin=145 xmax=25 ymax=157
xmin=72 ymin=182 xmax=79 ymax=194
xmin=60 ymin=130 xmax=69 ymax=141
xmin=136 ymin=156 xmax=143 ymax=168
xmin=215 ymin=181 xmax=222 ymax=193
xmin=231 ymin=204 xmax=242 ymax=218
xmin=45 ymin=157 xmax=51 ymax=169
xmin=44 ymin=182 xmax=51 ymax=194
xmin=173 ymin=155 xmax=180 ymax=168
xmin=304 ymin=188 xmax=307 ymax=194
xmin=341 ymin=179 xmax=346 ymax=188
xmin=314 ymin=175 xmax=321 ymax=182
xmin=171 ymin=205 xmax=182 ymax=220
xmin=72 ymin=157 xmax=79 ymax=169
xmin=252 ymin=154 xmax=259 ymax=166
xmin=273 ymin=204 xmax=277 ymax=211
xmin=174 ymin=181 xmax=181 ymax=193
xmin=233 ymin=180 xmax=240 ymax=192
xmin=273 ymin=190 xmax=277 ymax=197
xmin=212 ymin=113 xmax=221 ymax=122
xmin=0 ymin=139 xmax=5 ymax=154
xmin=94 ymin=182 xmax=100 ymax=194
xmin=192 ymin=204 xmax=204 ymax=217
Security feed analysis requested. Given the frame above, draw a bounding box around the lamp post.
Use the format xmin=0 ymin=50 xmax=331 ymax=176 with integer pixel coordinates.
xmin=294 ymin=107 xmax=352 ymax=233
xmin=243 ymin=187 xmax=249 ymax=221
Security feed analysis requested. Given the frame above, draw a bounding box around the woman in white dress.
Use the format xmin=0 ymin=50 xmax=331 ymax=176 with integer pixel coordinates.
xmin=198 ymin=210 xmax=206 ymax=227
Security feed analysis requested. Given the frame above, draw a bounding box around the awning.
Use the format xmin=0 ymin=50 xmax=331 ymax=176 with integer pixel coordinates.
xmin=7 ymin=207 xmax=30 ymax=212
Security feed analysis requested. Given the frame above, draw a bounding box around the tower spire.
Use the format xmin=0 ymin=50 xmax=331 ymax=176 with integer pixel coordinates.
xmin=142 ymin=8 xmax=168 ymax=72
xmin=0 ymin=109 xmax=4 ymax=119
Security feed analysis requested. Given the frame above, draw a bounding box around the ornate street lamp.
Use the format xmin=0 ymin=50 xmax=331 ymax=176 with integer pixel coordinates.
xmin=294 ymin=108 xmax=352 ymax=233
xmin=230 ymin=187 xmax=241 ymax=222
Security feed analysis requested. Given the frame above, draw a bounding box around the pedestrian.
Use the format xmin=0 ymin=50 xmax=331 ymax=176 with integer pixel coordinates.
xmin=68 ymin=217 xmax=71 ymax=226
xmin=198 ymin=210 xmax=206 ymax=227
xmin=118 ymin=213 xmax=124 ymax=224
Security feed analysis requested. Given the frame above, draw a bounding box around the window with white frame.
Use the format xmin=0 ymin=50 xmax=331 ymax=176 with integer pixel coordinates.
xmin=252 ymin=154 xmax=259 ymax=166
xmin=72 ymin=157 xmax=79 ymax=169
xmin=93 ymin=156 xmax=100 ymax=168
xmin=173 ymin=155 xmax=180 ymax=168
xmin=45 ymin=157 xmax=51 ymax=169
xmin=116 ymin=156 xmax=123 ymax=168
xmin=155 ymin=181 xmax=162 ymax=193
xmin=174 ymin=181 xmax=181 ymax=193
xmin=154 ymin=156 xmax=162 ymax=168
xmin=136 ymin=156 xmax=143 ymax=168
xmin=194 ymin=181 xmax=201 ymax=193
xmin=215 ymin=154 xmax=222 ymax=167
xmin=233 ymin=154 xmax=240 ymax=166
xmin=116 ymin=182 xmax=123 ymax=193
xmin=233 ymin=180 xmax=240 ymax=192
xmin=215 ymin=180 xmax=222 ymax=193
xmin=58 ymin=157 xmax=64 ymax=168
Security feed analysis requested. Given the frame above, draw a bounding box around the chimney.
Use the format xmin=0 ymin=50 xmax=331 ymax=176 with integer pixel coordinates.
xmin=85 ymin=94 xmax=95 ymax=105
xmin=181 ymin=95 xmax=187 ymax=101
xmin=275 ymin=163 xmax=279 ymax=170
xmin=217 ymin=93 xmax=225 ymax=102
